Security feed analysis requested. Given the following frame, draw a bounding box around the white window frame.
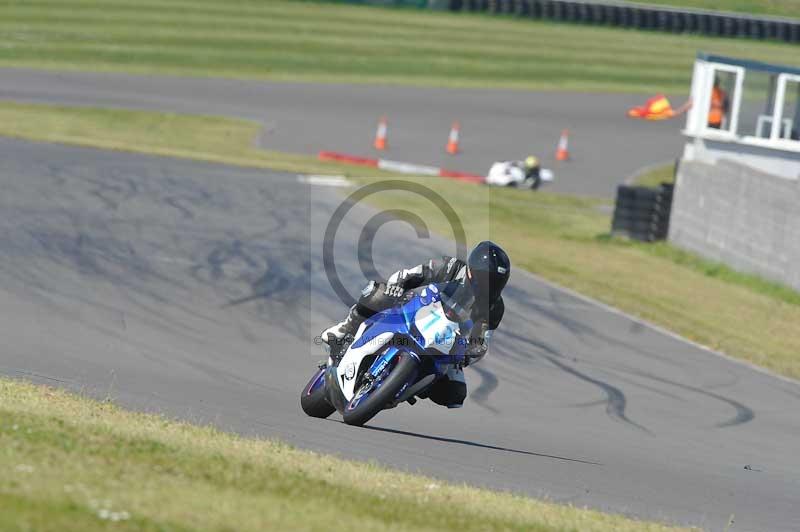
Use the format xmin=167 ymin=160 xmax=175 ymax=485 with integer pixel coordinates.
xmin=754 ymin=114 xmax=792 ymax=139
xmin=698 ymin=63 xmax=744 ymax=139
xmin=685 ymin=61 xmax=707 ymax=133
xmin=771 ymin=73 xmax=800 ymax=144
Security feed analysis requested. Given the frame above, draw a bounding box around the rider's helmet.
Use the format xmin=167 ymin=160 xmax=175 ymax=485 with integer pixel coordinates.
xmin=466 ymin=241 xmax=511 ymax=309
xmin=524 ymin=156 xmax=540 ymax=170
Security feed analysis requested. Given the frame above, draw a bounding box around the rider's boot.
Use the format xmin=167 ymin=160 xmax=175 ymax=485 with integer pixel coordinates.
xmin=321 ymin=305 xmax=364 ymax=351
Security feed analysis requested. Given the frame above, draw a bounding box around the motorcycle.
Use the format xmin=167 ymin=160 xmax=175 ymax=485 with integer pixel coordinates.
xmin=485 ymin=161 xmax=554 ymax=190
xmin=300 ymin=282 xmax=472 ymax=426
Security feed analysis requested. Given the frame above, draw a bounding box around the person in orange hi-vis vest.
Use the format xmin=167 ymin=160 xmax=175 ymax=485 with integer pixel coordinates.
xmin=708 ymin=77 xmax=730 ymax=129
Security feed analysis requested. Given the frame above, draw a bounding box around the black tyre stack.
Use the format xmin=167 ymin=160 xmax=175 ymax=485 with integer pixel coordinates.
xmin=446 ymin=0 xmax=800 ymax=44
xmin=611 ymin=183 xmax=674 ymax=242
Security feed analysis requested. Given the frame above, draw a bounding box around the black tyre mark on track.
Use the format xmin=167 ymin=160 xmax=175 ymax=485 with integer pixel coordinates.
xmin=468 ymin=364 xmax=499 ymax=413
xmin=165 ymin=197 xmax=195 ymax=219
xmin=624 ymin=369 xmax=755 ymax=428
xmin=543 ymin=354 xmax=651 ymax=434
xmin=595 ymin=370 xmax=687 ymax=403
xmin=86 ymin=169 xmax=139 ymax=210
xmin=503 ymin=285 xmax=686 ymax=369
xmin=223 ymin=258 xmax=312 ymax=306
xmin=498 ymin=331 xmax=650 ymax=433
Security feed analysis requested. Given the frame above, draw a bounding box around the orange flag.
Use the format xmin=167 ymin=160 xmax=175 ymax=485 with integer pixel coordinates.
xmin=628 ymin=94 xmax=691 ymax=121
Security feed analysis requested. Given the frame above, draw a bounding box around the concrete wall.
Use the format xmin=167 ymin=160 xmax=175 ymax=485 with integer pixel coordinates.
xmin=682 ymin=135 xmax=800 ymax=181
xmin=668 ymin=159 xmax=800 ymax=291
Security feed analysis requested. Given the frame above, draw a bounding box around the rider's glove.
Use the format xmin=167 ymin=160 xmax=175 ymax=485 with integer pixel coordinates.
xmin=463 ymin=342 xmax=487 ymax=367
xmin=462 ymin=321 xmax=491 ymax=367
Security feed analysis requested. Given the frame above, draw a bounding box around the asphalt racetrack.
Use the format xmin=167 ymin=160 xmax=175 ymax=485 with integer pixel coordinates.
xmin=1 ymin=136 xmax=799 ymax=531
xmin=0 ymin=69 xmax=686 ymax=197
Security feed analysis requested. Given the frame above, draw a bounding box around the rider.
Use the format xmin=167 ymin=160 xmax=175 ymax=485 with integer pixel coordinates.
xmin=321 ymin=241 xmax=510 ymax=409
xmin=522 ymin=156 xmax=542 ymax=188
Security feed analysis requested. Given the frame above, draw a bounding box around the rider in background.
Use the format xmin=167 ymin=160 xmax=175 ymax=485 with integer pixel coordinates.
xmin=485 ymin=155 xmax=549 ymax=189
xmin=523 ymin=156 xmax=542 ymax=188
xmin=708 ymin=77 xmax=730 ymax=129
xmin=322 ymin=241 xmax=510 ymax=409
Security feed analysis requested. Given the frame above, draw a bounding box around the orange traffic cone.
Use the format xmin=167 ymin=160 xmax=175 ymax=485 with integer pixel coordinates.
xmin=446 ymin=121 xmax=460 ymax=155
xmin=374 ymin=116 xmax=388 ymax=151
xmin=555 ymin=129 xmax=570 ymax=161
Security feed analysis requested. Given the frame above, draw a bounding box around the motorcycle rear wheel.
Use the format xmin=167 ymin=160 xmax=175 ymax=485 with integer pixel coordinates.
xmin=342 ymin=352 xmax=418 ymax=427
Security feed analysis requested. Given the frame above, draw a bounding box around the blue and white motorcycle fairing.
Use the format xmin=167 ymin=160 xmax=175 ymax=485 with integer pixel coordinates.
xmin=325 ymin=282 xmax=473 ymax=417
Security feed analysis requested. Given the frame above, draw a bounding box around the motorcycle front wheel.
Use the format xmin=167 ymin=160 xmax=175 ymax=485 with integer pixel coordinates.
xmin=342 ymin=352 xmax=418 ymax=427
xmin=300 ymin=366 xmax=336 ymax=418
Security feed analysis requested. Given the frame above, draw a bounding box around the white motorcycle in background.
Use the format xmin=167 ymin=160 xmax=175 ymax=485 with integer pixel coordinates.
xmin=485 ymin=160 xmax=554 ymax=190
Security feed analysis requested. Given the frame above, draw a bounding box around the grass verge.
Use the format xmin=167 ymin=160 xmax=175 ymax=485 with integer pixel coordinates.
xmin=0 ymin=377 xmax=692 ymax=532
xmin=637 ymin=1 xmax=800 ymax=18
xmin=1 ymin=100 xmax=799 ymax=381
xmin=0 ymin=102 xmax=394 ymax=179
xmin=630 ymin=163 xmax=676 ymax=187
xmin=1 ymin=0 xmax=799 ymax=93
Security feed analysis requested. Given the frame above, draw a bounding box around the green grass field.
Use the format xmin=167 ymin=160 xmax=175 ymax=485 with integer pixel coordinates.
xmin=639 ymin=1 xmax=800 ymax=18
xmin=1 ymin=0 xmax=799 ymax=93
xmin=630 ymin=162 xmax=677 ymax=187
xmin=2 ymin=100 xmax=799 ymax=381
xmin=0 ymin=378 xmax=692 ymax=532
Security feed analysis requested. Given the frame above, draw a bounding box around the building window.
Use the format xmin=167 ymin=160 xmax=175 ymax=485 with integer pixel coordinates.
xmin=701 ymin=65 xmax=742 ymax=136
xmin=739 ymin=71 xmax=778 ymax=140
xmin=775 ymin=75 xmax=800 ymax=142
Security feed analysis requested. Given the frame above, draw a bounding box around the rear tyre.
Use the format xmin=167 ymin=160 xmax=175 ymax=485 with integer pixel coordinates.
xmin=342 ymin=352 xmax=418 ymax=427
xmin=300 ymin=367 xmax=336 ymax=418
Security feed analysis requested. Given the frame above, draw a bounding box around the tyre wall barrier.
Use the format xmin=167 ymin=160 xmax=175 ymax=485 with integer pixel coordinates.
xmin=612 ymin=182 xmax=674 ymax=242
xmin=445 ymin=1 xmax=800 ymax=43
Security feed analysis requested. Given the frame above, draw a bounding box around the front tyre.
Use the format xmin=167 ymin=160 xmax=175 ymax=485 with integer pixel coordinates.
xmin=300 ymin=367 xmax=336 ymax=418
xmin=342 ymin=352 xmax=418 ymax=427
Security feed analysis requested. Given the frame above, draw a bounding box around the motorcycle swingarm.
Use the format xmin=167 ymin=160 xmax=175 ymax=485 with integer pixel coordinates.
xmin=392 ymin=373 xmax=437 ymax=407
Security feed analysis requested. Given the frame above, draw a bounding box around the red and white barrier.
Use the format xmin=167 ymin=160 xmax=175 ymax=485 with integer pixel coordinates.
xmin=318 ymin=151 xmax=483 ymax=184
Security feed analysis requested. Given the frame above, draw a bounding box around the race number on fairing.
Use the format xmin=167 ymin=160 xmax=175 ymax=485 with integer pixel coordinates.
xmin=414 ymin=299 xmax=459 ymax=354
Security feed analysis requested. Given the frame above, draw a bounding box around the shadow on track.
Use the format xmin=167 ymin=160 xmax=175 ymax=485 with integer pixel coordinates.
xmin=353 ymin=423 xmax=602 ymax=465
